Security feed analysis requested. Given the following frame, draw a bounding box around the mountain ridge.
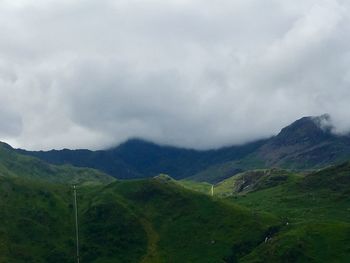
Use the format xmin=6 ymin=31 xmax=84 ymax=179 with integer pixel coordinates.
xmin=1 ymin=118 xmax=350 ymax=262
xmin=12 ymin=114 xmax=350 ymax=182
xmin=16 ymin=138 xmax=267 ymax=180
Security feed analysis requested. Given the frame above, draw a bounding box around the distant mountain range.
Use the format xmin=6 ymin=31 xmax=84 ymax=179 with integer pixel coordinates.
xmin=0 ymin=141 xmax=114 ymax=185
xmin=16 ymin=137 xmax=267 ymax=181
xmin=15 ymin=114 xmax=350 ymax=182
xmin=1 ymin=116 xmax=350 ymax=262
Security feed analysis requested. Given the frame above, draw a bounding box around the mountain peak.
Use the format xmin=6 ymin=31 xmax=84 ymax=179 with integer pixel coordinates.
xmin=311 ymin=114 xmax=333 ymax=131
xmin=273 ymin=114 xmax=333 ymax=146
xmin=0 ymin=141 xmax=13 ymax=150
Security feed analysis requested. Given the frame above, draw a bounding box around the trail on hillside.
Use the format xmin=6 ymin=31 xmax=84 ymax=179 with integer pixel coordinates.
xmin=139 ymin=219 xmax=161 ymax=263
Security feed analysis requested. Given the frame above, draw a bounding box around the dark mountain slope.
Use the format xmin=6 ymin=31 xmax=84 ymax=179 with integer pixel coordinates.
xmin=257 ymin=114 xmax=350 ymax=168
xmin=17 ymin=138 xmax=266 ymax=179
xmin=0 ymin=142 xmax=114 ymax=185
xmin=191 ymin=115 xmax=350 ymax=182
xmin=15 ymin=115 xmax=350 ymax=182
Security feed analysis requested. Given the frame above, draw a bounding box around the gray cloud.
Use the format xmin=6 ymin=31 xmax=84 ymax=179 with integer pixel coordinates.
xmin=0 ymin=107 xmax=22 ymax=137
xmin=1 ymin=0 xmax=350 ymax=150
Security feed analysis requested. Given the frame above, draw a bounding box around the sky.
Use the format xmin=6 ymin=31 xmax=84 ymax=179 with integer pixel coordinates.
xmin=1 ymin=0 xmax=350 ymax=150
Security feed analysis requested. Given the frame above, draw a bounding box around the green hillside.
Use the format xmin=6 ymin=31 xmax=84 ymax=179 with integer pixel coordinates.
xmin=223 ymin=163 xmax=350 ymax=262
xmin=0 ymin=142 xmax=115 ymax=186
xmin=213 ymin=169 xmax=301 ymax=197
xmin=0 ymin=176 xmax=148 ymax=263
xmin=224 ymin=165 xmax=350 ymax=223
xmin=0 ymin=143 xmax=281 ymax=262
xmin=2 ymin=140 xmax=350 ymax=262
xmin=79 ymin=178 xmax=279 ymax=263
xmin=0 ymin=175 xmax=280 ymax=262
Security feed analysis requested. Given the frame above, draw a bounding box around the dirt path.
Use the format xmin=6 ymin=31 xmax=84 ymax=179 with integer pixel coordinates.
xmin=140 ymin=219 xmax=161 ymax=263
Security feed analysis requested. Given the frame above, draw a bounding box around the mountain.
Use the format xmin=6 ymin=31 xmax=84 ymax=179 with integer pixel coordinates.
xmin=15 ymin=115 xmax=350 ymax=183
xmin=190 ymin=115 xmax=350 ymax=182
xmin=256 ymin=114 xmax=350 ymax=167
xmin=220 ymin=162 xmax=350 ymax=262
xmin=0 ymin=143 xmax=282 ymax=262
xmin=1 ymin=132 xmax=350 ymax=262
xmin=17 ymin=138 xmax=266 ymax=180
xmin=0 ymin=141 xmax=114 ymax=185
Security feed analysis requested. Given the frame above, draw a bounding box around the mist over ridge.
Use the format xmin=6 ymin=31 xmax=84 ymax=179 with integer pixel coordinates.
xmin=1 ymin=0 xmax=350 ymax=150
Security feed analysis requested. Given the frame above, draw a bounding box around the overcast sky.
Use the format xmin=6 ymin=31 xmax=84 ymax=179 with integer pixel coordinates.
xmin=1 ymin=0 xmax=350 ymax=150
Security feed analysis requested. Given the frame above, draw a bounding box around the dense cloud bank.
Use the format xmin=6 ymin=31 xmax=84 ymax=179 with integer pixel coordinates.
xmin=1 ymin=0 xmax=350 ymax=150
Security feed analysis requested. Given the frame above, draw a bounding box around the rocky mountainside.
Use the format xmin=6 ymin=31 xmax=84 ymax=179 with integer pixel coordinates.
xmin=187 ymin=115 xmax=350 ymax=182
xmin=256 ymin=114 xmax=350 ymax=168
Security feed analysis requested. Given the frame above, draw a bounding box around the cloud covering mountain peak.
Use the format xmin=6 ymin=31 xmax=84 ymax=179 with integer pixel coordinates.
xmin=1 ymin=0 xmax=350 ymax=150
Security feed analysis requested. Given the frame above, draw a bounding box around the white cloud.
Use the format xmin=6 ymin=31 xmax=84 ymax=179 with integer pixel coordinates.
xmin=1 ymin=0 xmax=350 ymax=150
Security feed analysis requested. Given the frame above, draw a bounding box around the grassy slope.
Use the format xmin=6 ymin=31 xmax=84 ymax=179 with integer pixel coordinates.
xmin=87 ymin=178 xmax=279 ymax=263
xmin=178 ymin=179 xmax=213 ymax=195
xmin=223 ymin=164 xmax=350 ymax=262
xmin=188 ymin=154 xmax=266 ymax=183
xmin=0 ymin=142 xmax=145 ymax=262
xmin=213 ymin=169 xmax=301 ymax=197
xmin=0 ymin=144 xmax=280 ymax=263
xmin=4 ymin=139 xmax=350 ymax=262
xmin=241 ymin=222 xmax=350 ymax=263
xmin=0 ymin=142 xmax=115 ymax=186
xmin=0 ymin=177 xmax=280 ymax=263
xmin=0 ymin=176 xmax=74 ymax=263
xmin=152 ymin=174 xmax=214 ymax=195
xmin=0 ymin=176 xmax=147 ymax=263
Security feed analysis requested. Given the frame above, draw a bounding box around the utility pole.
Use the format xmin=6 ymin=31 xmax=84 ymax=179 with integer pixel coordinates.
xmin=211 ymin=185 xmax=214 ymax=197
xmin=73 ymin=185 xmax=80 ymax=263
